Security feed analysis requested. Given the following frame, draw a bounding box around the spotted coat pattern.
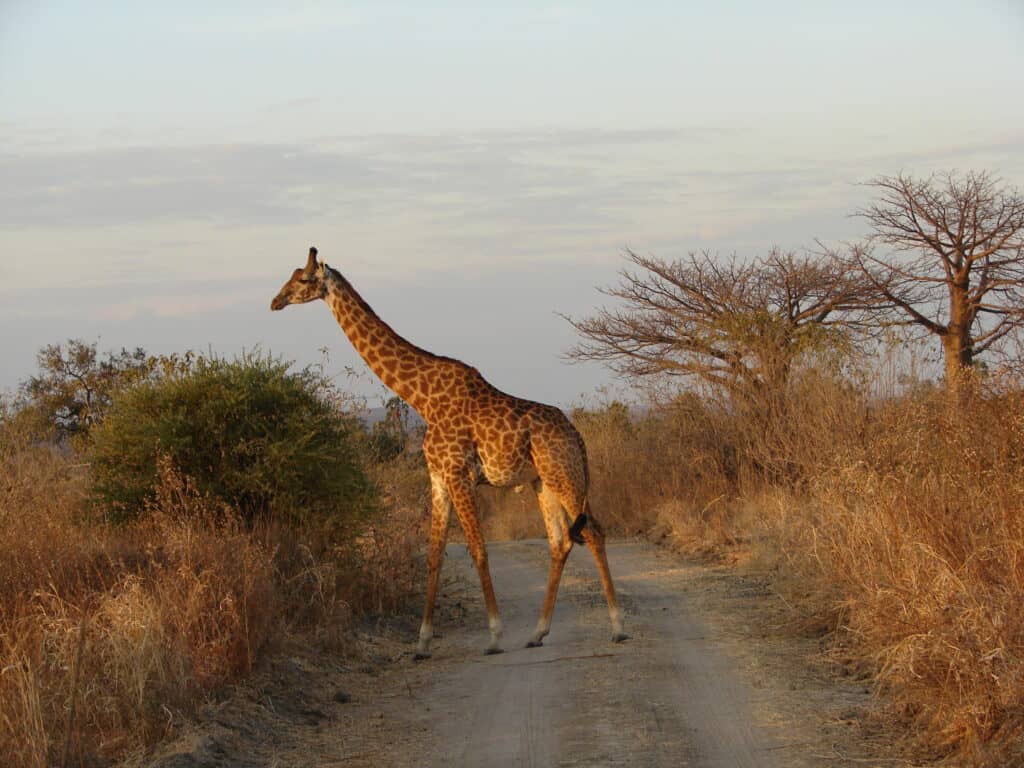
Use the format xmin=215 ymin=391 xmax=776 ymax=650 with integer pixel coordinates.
xmin=272 ymin=248 xmax=626 ymax=656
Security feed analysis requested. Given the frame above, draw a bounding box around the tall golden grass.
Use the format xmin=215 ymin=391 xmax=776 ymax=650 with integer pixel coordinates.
xmin=560 ymin=370 xmax=1024 ymax=765
xmin=0 ymin=421 xmax=423 ymax=768
xmin=769 ymin=386 xmax=1024 ymax=763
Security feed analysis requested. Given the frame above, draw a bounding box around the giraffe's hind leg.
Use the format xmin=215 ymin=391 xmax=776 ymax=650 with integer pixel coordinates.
xmin=526 ymin=478 xmax=573 ymax=648
xmin=581 ymin=512 xmax=629 ymax=642
xmin=415 ymin=472 xmax=452 ymax=660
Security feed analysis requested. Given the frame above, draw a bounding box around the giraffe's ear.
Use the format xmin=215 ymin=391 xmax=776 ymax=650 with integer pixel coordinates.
xmin=304 ymin=246 xmax=319 ymax=275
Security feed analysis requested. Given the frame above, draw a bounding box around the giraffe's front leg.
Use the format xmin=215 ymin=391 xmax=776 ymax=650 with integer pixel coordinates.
xmin=415 ymin=473 xmax=452 ymax=661
xmin=448 ymin=477 xmax=504 ymax=655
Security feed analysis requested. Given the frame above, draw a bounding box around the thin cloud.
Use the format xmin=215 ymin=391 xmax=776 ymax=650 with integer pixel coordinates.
xmin=97 ymin=294 xmax=249 ymax=322
xmin=0 ymin=130 xmax=701 ymax=233
xmin=3 ymin=128 xmax=1021 ymax=283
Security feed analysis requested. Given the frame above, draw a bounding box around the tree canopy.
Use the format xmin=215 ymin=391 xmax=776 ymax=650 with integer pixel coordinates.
xmin=565 ymin=248 xmax=875 ymax=417
xmin=851 ymin=170 xmax=1024 ymax=395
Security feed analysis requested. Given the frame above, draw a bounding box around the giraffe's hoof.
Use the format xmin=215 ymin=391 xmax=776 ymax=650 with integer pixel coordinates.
xmin=525 ymin=639 xmax=544 ymax=648
xmin=412 ymin=651 xmax=432 ymax=661
xmin=484 ymin=647 xmax=505 ymax=656
xmin=611 ymin=632 xmax=631 ymax=643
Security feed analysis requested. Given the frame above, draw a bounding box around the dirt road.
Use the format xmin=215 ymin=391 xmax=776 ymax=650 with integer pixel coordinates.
xmin=153 ymin=541 xmax=885 ymax=768
xmin=394 ymin=541 xmax=782 ymax=767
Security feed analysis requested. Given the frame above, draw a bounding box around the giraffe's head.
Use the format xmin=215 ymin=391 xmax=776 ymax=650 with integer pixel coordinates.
xmin=270 ymin=247 xmax=327 ymax=311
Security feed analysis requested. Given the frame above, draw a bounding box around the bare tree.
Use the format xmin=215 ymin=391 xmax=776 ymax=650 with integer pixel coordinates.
xmin=565 ymin=248 xmax=874 ymax=421
xmin=851 ymin=171 xmax=1024 ymax=398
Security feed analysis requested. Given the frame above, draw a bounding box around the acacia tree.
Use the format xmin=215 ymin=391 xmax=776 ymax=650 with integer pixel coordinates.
xmin=368 ymin=396 xmax=414 ymax=462
xmin=565 ymin=248 xmax=875 ymax=423
xmin=21 ymin=339 xmax=153 ymax=439
xmin=851 ymin=171 xmax=1024 ymax=398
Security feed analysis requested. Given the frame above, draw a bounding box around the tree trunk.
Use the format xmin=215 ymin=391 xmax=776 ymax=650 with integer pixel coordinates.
xmin=941 ymin=329 xmax=973 ymax=409
xmin=942 ymin=283 xmax=975 ymax=409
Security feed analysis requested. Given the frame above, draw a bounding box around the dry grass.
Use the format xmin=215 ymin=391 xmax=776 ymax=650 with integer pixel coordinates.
xmin=357 ymin=452 xmax=430 ymax=614
xmin=8 ymin=359 xmax=1023 ymax=764
xmin=478 ymin=486 xmax=546 ymax=541
xmin=571 ymin=396 xmax=747 ymax=556
xmin=0 ymin=449 xmax=273 ymax=765
xmin=561 ymin=373 xmax=1024 ymax=764
xmin=0 ymin=423 xmax=422 ymax=768
xmin=763 ymin=388 xmax=1024 ymax=764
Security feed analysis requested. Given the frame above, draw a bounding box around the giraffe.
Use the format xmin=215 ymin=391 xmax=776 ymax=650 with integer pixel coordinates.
xmin=271 ymin=247 xmax=628 ymax=657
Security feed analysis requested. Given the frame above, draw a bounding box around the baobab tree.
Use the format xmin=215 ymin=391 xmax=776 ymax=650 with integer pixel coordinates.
xmin=851 ymin=171 xmax=1024 ymax=400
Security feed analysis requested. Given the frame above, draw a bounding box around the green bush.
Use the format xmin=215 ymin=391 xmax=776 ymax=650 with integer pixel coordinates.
xmin=88 ymin=354 xmax=377 ymax=528
xmin=20 ymin=338 xmax=155 ymax=441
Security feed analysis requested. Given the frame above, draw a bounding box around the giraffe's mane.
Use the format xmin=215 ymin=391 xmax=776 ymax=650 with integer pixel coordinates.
xmin=322 ymin=263 xmax=478 ymax=372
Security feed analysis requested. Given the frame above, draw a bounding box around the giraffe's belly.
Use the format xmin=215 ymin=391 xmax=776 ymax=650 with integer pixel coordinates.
xmin=474 ymin=458 xmax=539 ymax=488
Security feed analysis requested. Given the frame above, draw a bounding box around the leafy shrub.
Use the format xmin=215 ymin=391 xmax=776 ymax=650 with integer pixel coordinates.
xmin=19 ymin=338 xmax=155 ymax=441
xmin=88 ymin=354 xmax=377 ymax=528
xmin=1 ymin=365 xmax=423 ymax=768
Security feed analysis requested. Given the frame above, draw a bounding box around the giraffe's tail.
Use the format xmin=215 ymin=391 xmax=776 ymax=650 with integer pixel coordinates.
xmin=569 ymin=514 xmax=588 ymax=544
xmin=569 ymin=499 xmax=589 ymax=545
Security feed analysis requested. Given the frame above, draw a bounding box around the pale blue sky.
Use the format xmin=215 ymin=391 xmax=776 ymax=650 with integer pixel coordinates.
xmin=1 ymin=1 xmax=1022 ymax=405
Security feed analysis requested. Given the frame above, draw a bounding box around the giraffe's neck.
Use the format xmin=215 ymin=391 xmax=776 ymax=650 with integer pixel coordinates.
xmin=322 ymin=266 xmax=440 ymax=414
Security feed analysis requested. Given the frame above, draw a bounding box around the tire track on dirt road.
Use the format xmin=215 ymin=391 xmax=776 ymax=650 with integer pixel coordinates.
xmin=376 ymin=541 xmax=783 ymax=767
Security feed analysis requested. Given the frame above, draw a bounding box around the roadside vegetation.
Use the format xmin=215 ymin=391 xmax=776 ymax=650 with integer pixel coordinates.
xmin=0 ymin=349 xmax=423 ymax=768
xmin=552 ymin=169 xmax=1024 ymax=766
xmin=555 ymin=368 xmax=1024 ymax=765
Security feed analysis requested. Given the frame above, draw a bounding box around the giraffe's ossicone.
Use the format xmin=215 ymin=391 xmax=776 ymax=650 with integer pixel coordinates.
xmin=271 ymin=247 xmax=628 ymax=657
